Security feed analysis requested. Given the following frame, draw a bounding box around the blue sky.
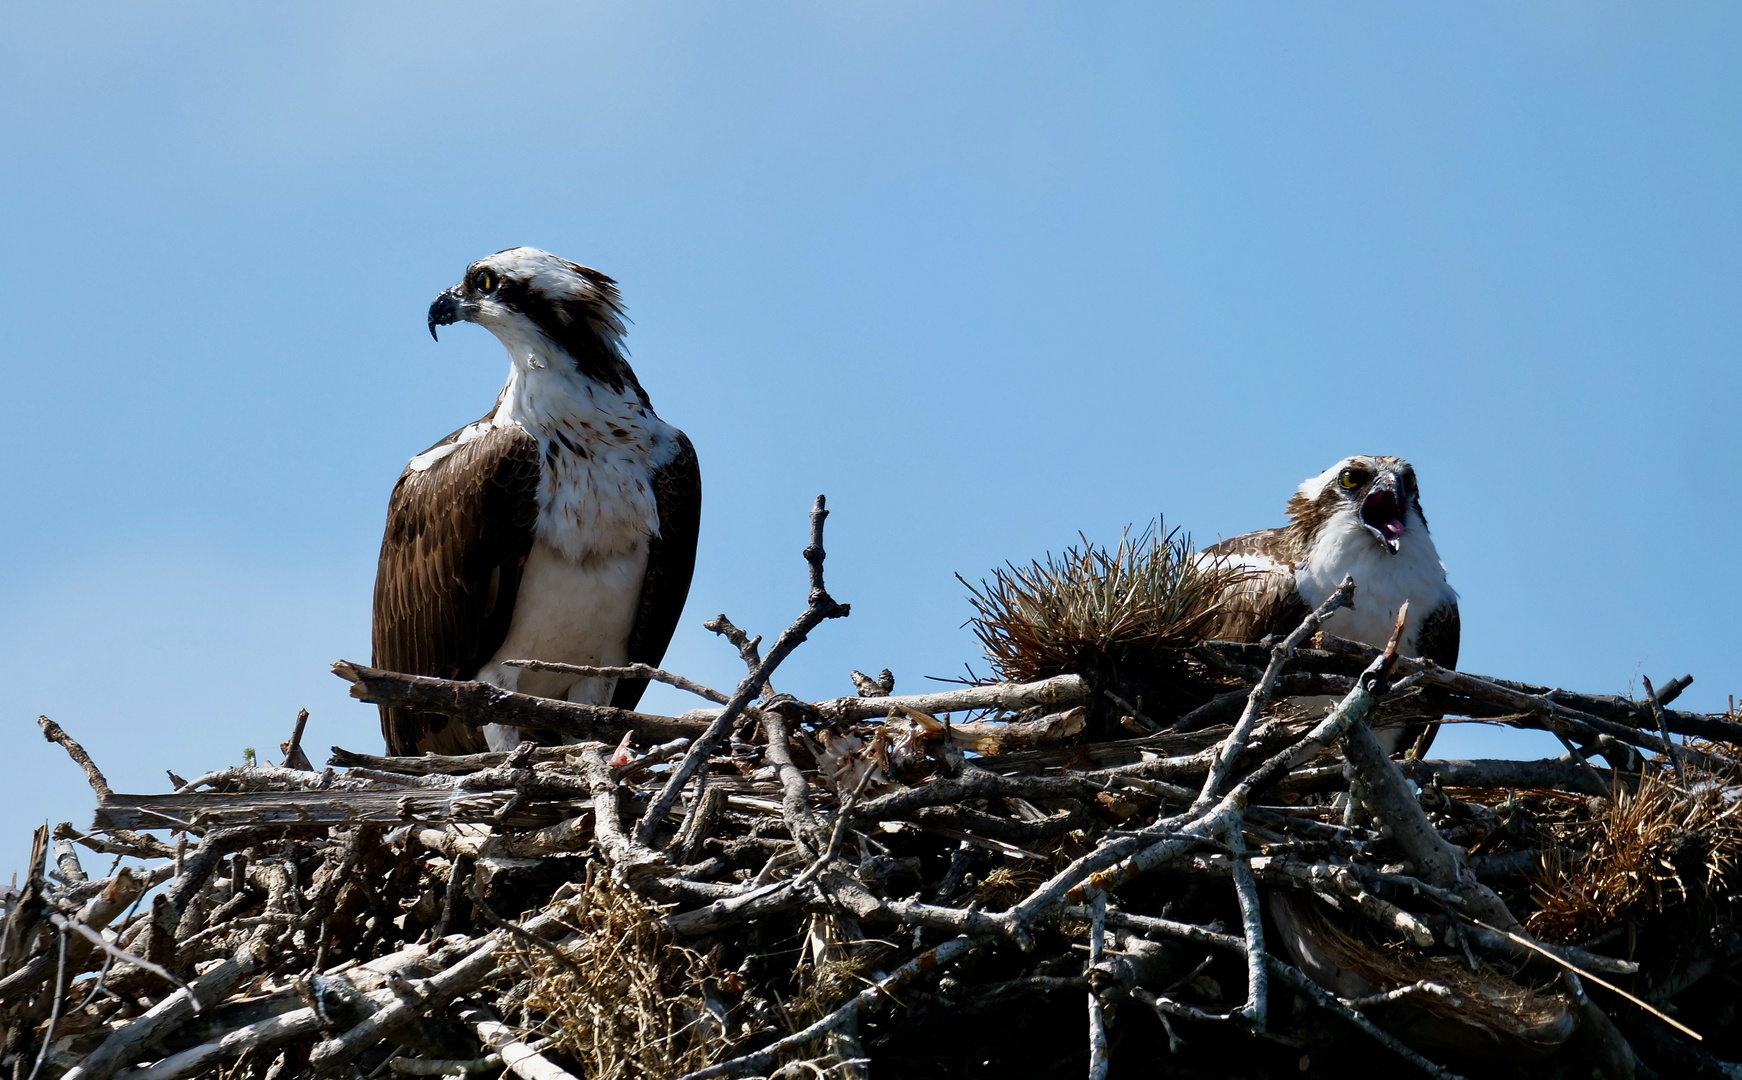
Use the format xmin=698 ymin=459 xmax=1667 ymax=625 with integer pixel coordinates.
xmin=2 ymin=4 xmax=1738 ymax=870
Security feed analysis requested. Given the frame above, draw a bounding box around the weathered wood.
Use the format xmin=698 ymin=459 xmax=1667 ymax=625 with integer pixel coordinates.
xmin=1401 ymin=756 xmax=1613 ymax=796
xmin=1202 ymin=636 xmax=1742 ymax=745
xmin=333 ymin=662 xmax=712 ymax=744
xmin=328 ymin=747 xmax=519 ymax=774
xmin=674 ymin=673 xmax=1092 ymax=726
xmin=28 ymin=493 xmax=1740 ymax=1080
xmin=94 ymin=790 xmax=589 ymax=831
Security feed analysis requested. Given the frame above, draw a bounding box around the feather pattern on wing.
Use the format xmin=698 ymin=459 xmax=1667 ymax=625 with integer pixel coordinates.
xmin=1200 ymin=529 xmax=1309 ymax=643
xmin=610 ymin=431 xmax=702 ymax=710
xmin=372 ymin=419 xmax=541 ymax=756
xmin=1405 ymin=599 xmax=1462 ymax=756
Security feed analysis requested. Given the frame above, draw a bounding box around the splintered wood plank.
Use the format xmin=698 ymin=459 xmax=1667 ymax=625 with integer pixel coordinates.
xmin=94 ymin=790 xmax=590 ymax=831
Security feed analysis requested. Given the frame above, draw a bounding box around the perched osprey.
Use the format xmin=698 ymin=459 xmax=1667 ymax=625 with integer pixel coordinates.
xmin=372 ymin=248 xmax=701 ymax=755
xmin=1204 ymin=455 xmax=1459 ymax=753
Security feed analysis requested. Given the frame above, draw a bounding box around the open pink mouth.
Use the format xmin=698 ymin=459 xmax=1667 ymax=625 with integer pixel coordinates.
xmin=1361 ymin=488 xmax=1406 ymax=546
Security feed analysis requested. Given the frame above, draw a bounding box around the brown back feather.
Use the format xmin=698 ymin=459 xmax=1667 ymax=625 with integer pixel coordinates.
xmin=372 ymin=421 xmax=540 ymax=755
xmin=1200 ymin=527 xmax=1309 ymax=643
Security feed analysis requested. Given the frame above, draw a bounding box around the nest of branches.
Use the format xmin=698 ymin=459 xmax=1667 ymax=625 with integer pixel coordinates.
xmin=7 ymin=498 xmax=1742 ymax=1080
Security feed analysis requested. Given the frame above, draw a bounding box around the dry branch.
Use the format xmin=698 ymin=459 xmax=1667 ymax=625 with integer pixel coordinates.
xmin=334 ymin=663 xmax=710 ymax=744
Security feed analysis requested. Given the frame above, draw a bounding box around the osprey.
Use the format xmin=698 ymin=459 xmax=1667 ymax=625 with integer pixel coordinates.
xmin=372 ymin=248 xmax=701 ymax=755
xmin=1203 ymin=455 xmax=1459 ymax=754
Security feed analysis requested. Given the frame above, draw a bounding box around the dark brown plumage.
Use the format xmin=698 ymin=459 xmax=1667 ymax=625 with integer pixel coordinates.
xmin=372 ymin=423 xmax=702 ymax=755
xmin=373 ymin=423 xmax=541 ymax=756
xmin=609 ymin=433 xmax=702 ymax=712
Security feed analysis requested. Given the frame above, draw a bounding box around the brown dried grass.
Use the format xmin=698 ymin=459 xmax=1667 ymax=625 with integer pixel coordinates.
xmin=1526 ymin=766 xmax=1742 ymax=944
xmin=782 ymin=916 xmax=886 ymax=1026
xmin=522 ymin=870 xmax=732 ymax=1080
xmin=960 ymin=522 xmax=1247 ymax=686
xmin=966 ymin=861 xmax=1052 ymax=912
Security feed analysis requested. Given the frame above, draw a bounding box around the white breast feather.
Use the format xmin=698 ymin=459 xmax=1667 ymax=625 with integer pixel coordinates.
xmin=460 ymin=315 xmax=684 ymax=747
xmin=488 ymin=318 xmax=682 ymax=564
xmin=1293 ymin=508 xmax=1456 ymax=657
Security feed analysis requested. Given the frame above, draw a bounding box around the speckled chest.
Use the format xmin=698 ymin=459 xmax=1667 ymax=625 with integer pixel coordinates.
xmin=495 ymin=363 xmax=681 ymax=565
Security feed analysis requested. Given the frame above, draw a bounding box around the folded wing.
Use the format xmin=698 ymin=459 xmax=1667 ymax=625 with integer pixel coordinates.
xmin=372 ymin=422 xmax=541 ymax=755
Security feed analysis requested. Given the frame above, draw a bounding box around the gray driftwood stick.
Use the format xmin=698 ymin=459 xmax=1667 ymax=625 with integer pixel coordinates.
xmin=674 ymin=674 xmax=1091 ymax=725
xmin=0 ymin=867 xmax=146 ymax=1005
xmin=1400 ymin=756 xmax=1613 ymax=796
xmin=306 ymin=912 xmax=565 ymax=1074
xmin=64 ymin=941 xmax=264 ymax=1080
xmin=454 ymin=1003 xmax=579 ymax=1080
xmin=95 ymin=790 xmax=588 ymax=831
xmin=327 ymin=748 xmax=558 ymax=775
xmin=1340 ymin=715 xmax=1517 ymax=927
xmin=759 ymin=706 xmax=824 ymax=859
xmin=111 ymin=988 xmax=400 ymax=1080
xmin=332 ymin=662 xmax=710 ymax=744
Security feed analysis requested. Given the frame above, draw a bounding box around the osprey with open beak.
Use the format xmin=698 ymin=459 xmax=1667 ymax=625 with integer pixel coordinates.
xmin=1202 ymin=455 xmax=1460 ymax=754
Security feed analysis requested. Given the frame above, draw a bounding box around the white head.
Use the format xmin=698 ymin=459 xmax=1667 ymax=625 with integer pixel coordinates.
xmin=427 ymin=247 xmax=641 ymax=398
xmin=1288 ymin=455 xmax=1430 ymax=555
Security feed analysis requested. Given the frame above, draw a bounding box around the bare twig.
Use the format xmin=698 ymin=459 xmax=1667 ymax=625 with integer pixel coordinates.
xmin=333 ymin=663 xmax=710 ymax=744
xmin=674 ymin=935 xmax=980 ymax=1080
xmin=280 ymin=709 xmax=313 ymax=772
xmin=1194 ymin=577 xmax=1353 ymax=812
xmin=636 ymin=496 xmax=850 ymax=848
xmin=1641 ymin=675 xmax=1691 ymax=783
xmin=39 ymin=716 xmax=113 ymax=800
xmin=759 ymin=703 xmax=824 ymax=859
xmin=1086 ymin=891 xmax=1110 ymax=1080
xmin=1223 ymin=824 xmax=1267 ymax=1031
xmin=454 ymin=1002 xmax=577 ymax=1080
xmin=502 ymin=660 xmax=731 ymax=705
xmin=578 ymin=746 xmax=667 ymax=880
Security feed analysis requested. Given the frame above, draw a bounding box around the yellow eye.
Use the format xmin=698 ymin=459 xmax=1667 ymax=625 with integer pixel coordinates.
xmin=1339 ymin=469 xmax=1363 ymax=490
xmin=471 ymin=269 xmax=497 ymax=292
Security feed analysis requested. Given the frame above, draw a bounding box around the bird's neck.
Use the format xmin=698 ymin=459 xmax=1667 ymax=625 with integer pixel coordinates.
xmin=490 ymin=335 xmax=652 ymax=438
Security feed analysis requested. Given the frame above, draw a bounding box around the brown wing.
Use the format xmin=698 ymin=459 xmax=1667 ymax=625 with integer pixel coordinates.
xmin=372 ymin=421 xmax=541 ymax=755
xmin=610 ymin=431 xmax=702 ymax=710
xmin=1403 ymin=599 xmax=1460 ymax=758
xmin=1201 ymin=528 xmax=1308 ymax=643
xmin=1417 ymin=600 xmax=1460 ymax=670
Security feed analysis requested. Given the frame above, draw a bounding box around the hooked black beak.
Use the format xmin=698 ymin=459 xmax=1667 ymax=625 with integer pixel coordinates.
xmin=427 ymin=287 xmax=469 ymax=341
xmin=1359 ymin=473 xmax=1406 ymax=554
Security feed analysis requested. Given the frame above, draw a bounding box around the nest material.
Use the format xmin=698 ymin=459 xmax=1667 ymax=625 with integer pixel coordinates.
xmin=1269 ymin=892 xmax=1575 ymax=1065
xmin=960 ymin=522 xmax=1247 ymax=727
xmin=9 ymin=501 xmax=1742 ymax=1080
xmin=522 ymin=873 xmax=731 ymax=1079
xmin=1525 ymin=765 xmax=1742 ymax=945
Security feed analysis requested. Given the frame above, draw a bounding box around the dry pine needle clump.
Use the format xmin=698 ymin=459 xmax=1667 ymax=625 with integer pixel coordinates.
xmin=959 ymin=522 xmax=1249 ymax=720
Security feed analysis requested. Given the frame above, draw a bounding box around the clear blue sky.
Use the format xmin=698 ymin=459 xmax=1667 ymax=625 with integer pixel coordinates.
xmin=3 ymin=4 xmax=1738 ymax=870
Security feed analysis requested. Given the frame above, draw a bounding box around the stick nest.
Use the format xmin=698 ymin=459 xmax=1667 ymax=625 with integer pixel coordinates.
xmin=8 ymin=500 xmax=1742 ymax=1080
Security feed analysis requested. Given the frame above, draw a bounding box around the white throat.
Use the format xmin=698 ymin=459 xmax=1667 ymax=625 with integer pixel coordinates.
xmin=486 ymin=321 xmax=681 ymax=564
xmin=1293 ymin=508 xmax=1454 ymax=656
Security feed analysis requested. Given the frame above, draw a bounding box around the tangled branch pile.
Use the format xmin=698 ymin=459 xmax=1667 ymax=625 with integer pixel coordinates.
xmin=5 ymin=498 xmax=1742 ymax=1080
